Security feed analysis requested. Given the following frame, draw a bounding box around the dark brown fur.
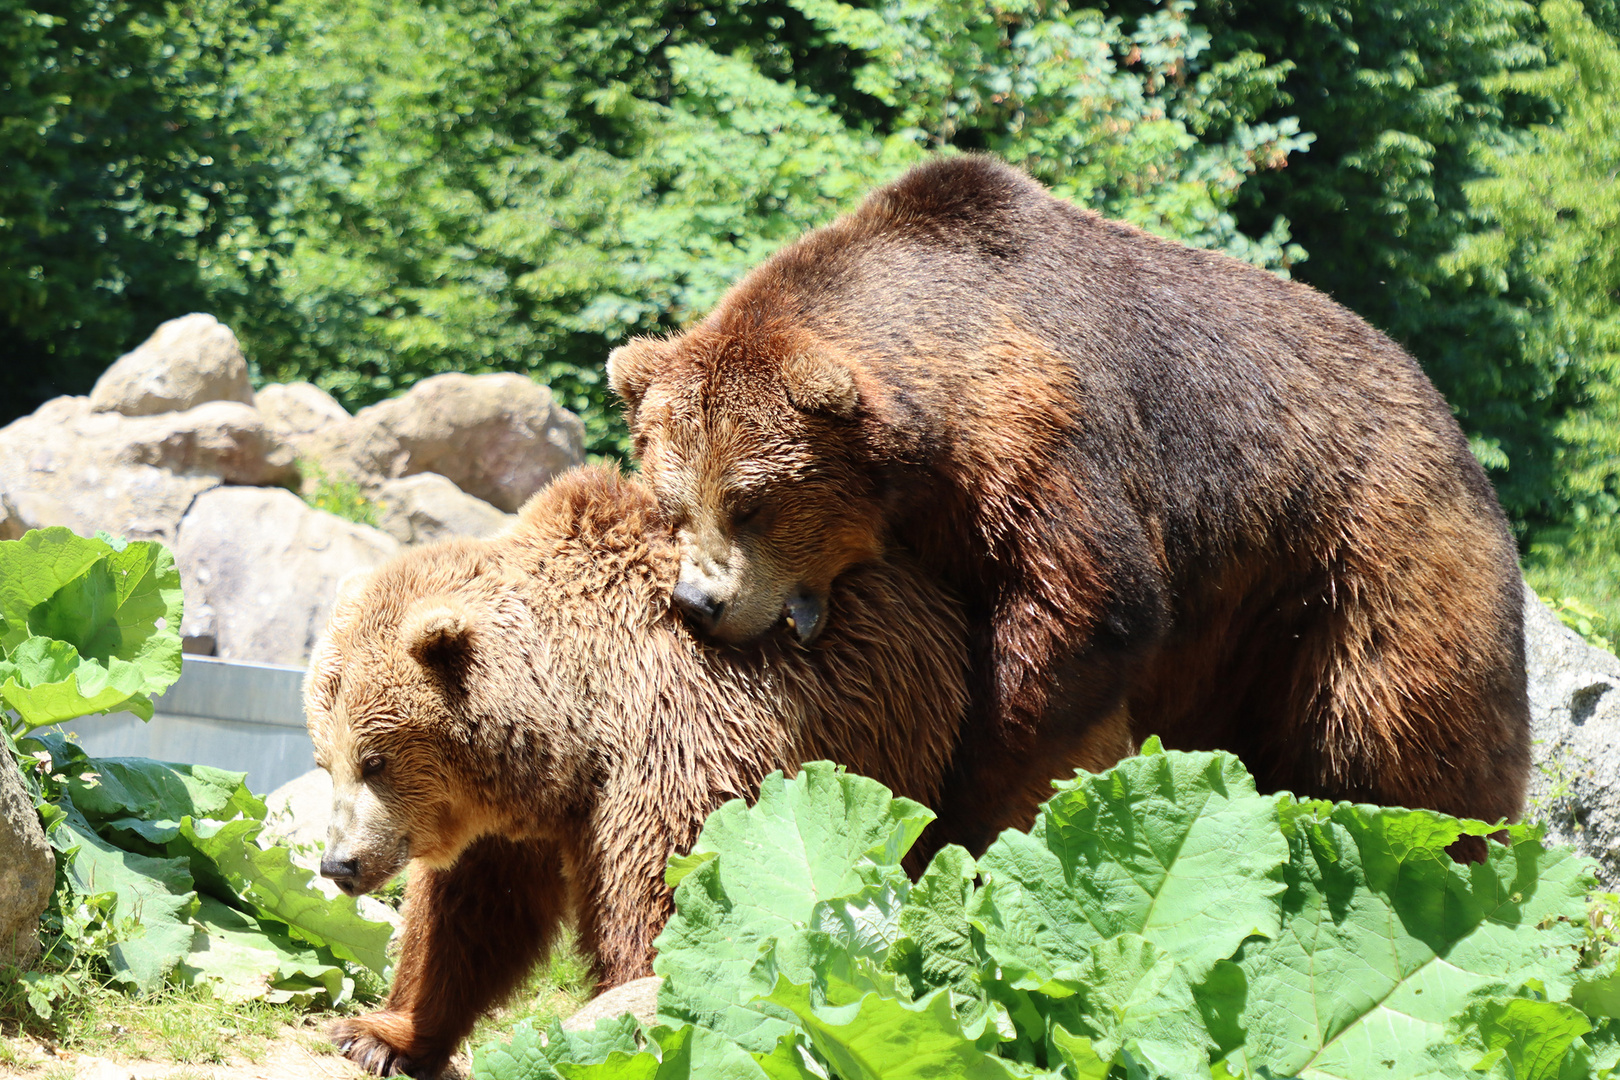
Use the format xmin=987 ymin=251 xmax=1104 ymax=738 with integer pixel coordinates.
xmin=610 ymin=154 xmax=1532 ymax=858
xmin=306 ymin=466 xmax=965 ymax=1078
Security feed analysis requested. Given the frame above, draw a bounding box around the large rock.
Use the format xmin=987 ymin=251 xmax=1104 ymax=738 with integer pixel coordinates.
xmin=1524 ymin=583 xmax=1620 ymax=885
xmin=116 ymin=401 xmax=298 ymax=487
xmin=0 ymin=750 xmax=55 ymax=969
xmin=175 ymin=486 xmax=399 ymax=665
xmin=374 ymin=473 xmax=516 ymax=546
xmin=562 ymin=977 xmax=663 ymax=1032
xmin=0 ymin=397 xmax=218 ymax=546
xmin=0 ymin=396 xmax=296 ymax=545
xmin=89 ymin=313 xmax=254 ymax=417
xmin=256 ymin=382 xmax=350 ymax=457
xmin=315 ymin=373 xmax=584 ymax=512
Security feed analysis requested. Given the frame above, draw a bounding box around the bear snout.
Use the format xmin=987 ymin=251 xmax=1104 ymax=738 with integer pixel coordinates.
xmin=672 ymin=579 xmax=726 ymax=633
xmin=319 ymin=852 xmax=362 ymax=895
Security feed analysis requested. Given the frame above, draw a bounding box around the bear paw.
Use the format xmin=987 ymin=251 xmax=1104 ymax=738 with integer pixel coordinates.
xmin=329 ymin=1015 xmax=458 ymax=1079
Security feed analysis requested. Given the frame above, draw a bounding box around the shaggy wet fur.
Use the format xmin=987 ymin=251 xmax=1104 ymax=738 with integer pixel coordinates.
xmin=610 ymin=154 xmax=1532 ymax=858
xmin=304 ymin=466 xmax=965 ymax=1080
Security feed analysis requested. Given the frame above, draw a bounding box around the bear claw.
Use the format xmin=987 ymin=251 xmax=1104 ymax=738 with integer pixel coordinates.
xmin=329 ymin=1018 xmax=453 ymax=1079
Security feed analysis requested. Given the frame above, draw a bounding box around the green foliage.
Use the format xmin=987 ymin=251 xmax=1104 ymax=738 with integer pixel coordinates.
xmin=193 ymin=0 xmax=1309 ymax=458
xmin=0 ymin=525 xmax=390 ymax=1023
xmin=1536 ymin=592 xmax=1616 ymax=654
xmin=474 ymin=749 xmax=1613 ymax=1080
xmin=0 ymin=528 xmax=184 ymax=735
xmin=1454 ymin=0 xmax=1620 ymax=613
xmin=0 ymin=0 xmax=279 ymax=416
xmin=11 ymin=731 xmax=392 ymax=1013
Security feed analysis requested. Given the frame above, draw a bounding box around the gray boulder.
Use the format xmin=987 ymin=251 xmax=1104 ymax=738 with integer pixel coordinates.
xmin=0 ymin=750 xmax=55 ymax=969
xmin=375 ymin=473 xmax=516 ymax=546
xmin=115 ymin=400 xmax=298 ymax=487
xmin=89 ymin=313 xmax=254 ymax=417
xmin=1524 ymin=583 xmax=1620 ymax=885
xmin=175 ymin=486 xmax=399 ymax=665
xmin=256 ymin=382 xmax=351 ymax=457
xmin=0 ymin=395 xmax=296 ymax=545
xmin=313 ymin=372 xmax=584 ymax=512
xmin=562 ymin=977 xmax=663 ymax=1032
xmin=0 ymin=397 xmax=219 ymax=546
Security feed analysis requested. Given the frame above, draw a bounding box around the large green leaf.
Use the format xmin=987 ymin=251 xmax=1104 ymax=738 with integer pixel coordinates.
xmin=653 ymin=764 xmax=934 ymax=1051
xmin=68 ymin=753 xmax=266 ymax=830
xmin=1454 ymin=997 xmax=1593 ymax=1080
xmin=181 ymin=895 xmax=354 ymax=1005
xmin=557 ymin=1025 xmax=780 ymax=1080
xmin=46 ymin=802 xmax=197 ymax=991
xmin=0 ymin=529 xmax=111 ymax=655
xmin=889 ymin=844 xmax=979 ymax=1004
xmin=0 ymin=636 xmax=151 ymax=727
xmin=1224 ymin=805 xmax=1594 ymax=1079
xmin=1046 ymin=934 xmax=1213 ymax=1080
xmin=175 ymin=815 xmax=393 ymax=976
xmin=762 ymin=979 xmax=1032 ymax=1080
xmin=473 ymin=1015 xmax=644 ymax=1080
xmin=26 ymin=538 xmax=183 ymax=697
xmin=971 ymin=739 xmax=1289 ymax=990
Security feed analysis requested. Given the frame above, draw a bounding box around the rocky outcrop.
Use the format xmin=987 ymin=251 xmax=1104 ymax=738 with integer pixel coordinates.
xmin=0 ymin=316 xmax=585 ymax=666
xmin=1525 ymin=585 xmax=1620 ymax=886
xmin=0 ymin=394 xmax=296 ymax=546
xmin=89 ymin=313 xmax=254 ymax=417
xmin=255 ymin=382 xmax=350 ymax=458
xmin=312 ymin=372 xmax=584 ymax=512
xmin=0 ymin=750 xmax=55 ymax=969
xmin=374 ymin=473 xmax=515 ymax=546
xmin=175 ymin=487 xmax=399 ymax=666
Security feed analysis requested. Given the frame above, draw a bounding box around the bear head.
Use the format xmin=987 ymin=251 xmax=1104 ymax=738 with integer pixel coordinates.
xmin=608 ymin=321 xmax=890 ymax=647
xmin=303 ymin=544 xmax=582 ymax=896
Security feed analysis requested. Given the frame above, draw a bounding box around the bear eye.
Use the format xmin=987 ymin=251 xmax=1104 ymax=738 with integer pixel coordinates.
xmin=733 ymin=495 xmax=768 ymax=528
xmin=361 ymin=755 xmax=386 ymax=778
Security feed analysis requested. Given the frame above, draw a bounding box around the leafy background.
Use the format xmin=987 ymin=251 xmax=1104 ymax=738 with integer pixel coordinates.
xmin=2 ymin=0 xmax=1617 ymax=626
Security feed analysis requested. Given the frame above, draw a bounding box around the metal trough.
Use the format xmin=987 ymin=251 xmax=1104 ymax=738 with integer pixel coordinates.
xmin=48 ymin=656 xmax=313 ymax=794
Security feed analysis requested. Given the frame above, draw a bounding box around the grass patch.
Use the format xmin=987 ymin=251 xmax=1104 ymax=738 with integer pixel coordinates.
xmin=468 ymin=933 xmax=596 ymax=1048
xmin=298 ymin=457 xmax=380 ymax=527
xmin=1 ymin=984 xmax=324 ymax=1066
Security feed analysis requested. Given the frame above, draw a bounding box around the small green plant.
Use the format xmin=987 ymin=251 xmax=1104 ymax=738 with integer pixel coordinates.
xmin=475 ymin=749 xmax=1620 ymax=1080
xmin=298 ymin=459 xmax=379 ymax=528
xmin=1541 ymin=592 xmax=1617 ymax=655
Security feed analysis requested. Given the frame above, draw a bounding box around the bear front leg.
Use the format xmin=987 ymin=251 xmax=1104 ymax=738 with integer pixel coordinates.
xmin=331 ymin=836 xmax=568 ymax=1079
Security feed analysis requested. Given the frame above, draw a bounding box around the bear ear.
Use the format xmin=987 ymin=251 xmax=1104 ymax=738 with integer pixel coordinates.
xmin=403 ymin=599 xmax=473 ymax=675
xmin=782 ymin=355 xmax=859 ymax=419
xmin=606 ymin=338 xmax=668 ymax=418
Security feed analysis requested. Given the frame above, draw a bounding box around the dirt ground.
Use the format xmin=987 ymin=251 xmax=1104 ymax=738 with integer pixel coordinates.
xmin=0 ymin=1021 xmax=377 ymax=1080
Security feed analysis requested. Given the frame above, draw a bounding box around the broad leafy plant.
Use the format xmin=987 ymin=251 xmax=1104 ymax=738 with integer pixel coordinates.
xmin=1 ymin=527 xmax=390 ymax=1016
xmin=475 ymin=748 xmax=1618 ymax=1080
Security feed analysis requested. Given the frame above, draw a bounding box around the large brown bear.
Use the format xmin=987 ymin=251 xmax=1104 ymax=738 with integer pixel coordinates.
xmin=304 ymin=465 xmax=965 ymax=1079
xmin=607 ymin=154 xmax=1532 ymax=858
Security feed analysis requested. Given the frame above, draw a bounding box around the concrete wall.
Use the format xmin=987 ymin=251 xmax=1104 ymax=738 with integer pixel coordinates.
xmin=48 ymin=656 xmax=312 ymax=793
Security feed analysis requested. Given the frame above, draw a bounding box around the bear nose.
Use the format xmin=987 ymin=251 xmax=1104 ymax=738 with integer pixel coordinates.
xmin=320 ymin=853 xmax=361 ymax=894
xmin=672 ymin=580 xmax=726 ymax=634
